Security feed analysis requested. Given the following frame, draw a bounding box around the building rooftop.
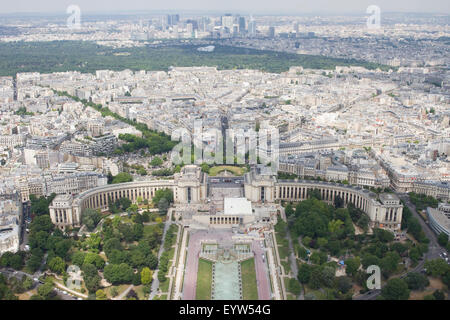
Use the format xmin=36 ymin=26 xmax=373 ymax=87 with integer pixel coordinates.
xmin=379 ymin=193 xmax=400 ymax=202
xmin=223 ymin=198 xmax=252 ymax=216
xmin=427 ymin=207 xmax=450 ymax=234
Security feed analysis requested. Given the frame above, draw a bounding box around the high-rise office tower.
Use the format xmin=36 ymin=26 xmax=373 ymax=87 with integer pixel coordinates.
xmin=173 ymin=14 xmax=180 ymax=25
xmin=221 ymin=14 xmax=234 ymax=30
xmin=167 ymin=14 xmax=180 ymax=26
xmin=200 ymin=16 xmax=210 ymax=32
xmin=186 ymin=19 xmax=198 ymax=30
xmin=160 ymin=16 xmax=167 ymax=30
xmin=268 ymin=26 xmax=275 ymax=38
xmin=248 ymin=18 xmax=256 ymax=37
xmin=238 ymin=16 xmax=246 ymax=33
xmin=186 ymin=23 xmax=193 ymax=35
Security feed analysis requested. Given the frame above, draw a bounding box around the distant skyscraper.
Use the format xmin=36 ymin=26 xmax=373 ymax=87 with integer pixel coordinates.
xmin=167 ymin=14 xmax=180 ymax=26
xmin=186 ymin=19 xmax=198 ymax=31
xmin=248 ymin=17 xmax=256 ymax=37
xmin=268 ymin=26 xmax=275 ymax=38
xmin=160 ymin=16 xmax=167 ymax=30
xmin=186 ymin=23 xmax=193 ymax=35
xmin=200 ymin=17 xmax=211 ymax=32
xmin=221 ymin=14 xmax=234 ymax=31
xmin=174 ymin=14 xmax=180 ymax=25
xmin=238 ymin=16 xmax=246 ymax=33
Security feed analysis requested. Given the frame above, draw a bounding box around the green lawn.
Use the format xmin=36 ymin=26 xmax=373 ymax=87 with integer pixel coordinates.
xmin=159 ymin=278 xmax=170 ymax=293
xmin=281 ymin=260 xmax=291 ymax=275
xmin=196 ymin=259 xmax=213 ymax=300
xmin=104 ymin=284 xmax=130 ymax=299
xmin=134 ymin=285 xmax=147 ymax=300
xmin=287 ymin=292 xmax=297 ymax=300
xmin=208 ymin=165 xmax=246 ymax=177
xmin=284 ymin=277 xmax=302 ymax=297
xmin=274 ymin=220 xmax=291 ymax=264
xmin=275 ymin=232 xmax=289 ymax=261
xmin=143 ymin=224 xmax=164 ymax=237
xmin=241 ymin=258 xmax=258 ymax=300
xmin=166 ymin=247 xmax=175 ymax=261
xmin=284 ymin=277 xmax=290 ymax=292
xmin=304 ymin=286 xmax=327 ymax=300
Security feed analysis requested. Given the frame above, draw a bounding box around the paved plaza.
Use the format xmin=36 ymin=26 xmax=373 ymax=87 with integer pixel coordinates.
xmin=182 ymin=229 xmax=271 ymax=300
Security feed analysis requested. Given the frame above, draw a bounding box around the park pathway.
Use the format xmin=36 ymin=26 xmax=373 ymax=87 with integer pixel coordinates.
xmin=285 ymin=223 xmax=304 ymax=299
xmin=149 ymin=209 xmax=173 ymax=300
xmin=173 ymin=227 xmax=188 ymax=300
xmin=54 ymin=281 xmax=88 ymax=299
xmin=113 ymin=284 xmax=134 ymax=300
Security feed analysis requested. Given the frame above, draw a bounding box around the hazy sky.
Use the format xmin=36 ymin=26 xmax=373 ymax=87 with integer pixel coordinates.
xmin=0 ymin=0 xmax=448 ymax=14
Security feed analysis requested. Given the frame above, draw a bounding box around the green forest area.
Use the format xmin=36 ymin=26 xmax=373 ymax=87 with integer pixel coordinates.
xmin=0 ymin=41 xmax=392 ymax=76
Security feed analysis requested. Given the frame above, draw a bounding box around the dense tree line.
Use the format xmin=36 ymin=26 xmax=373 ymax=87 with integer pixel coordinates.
xmin=401 ymin=204 xmax=429 ymax=244
xmin=437 ymin=233 xmax=450 ymax=251
xmin=54 ymin=90 xmax=177 ymax=157
xmin=153 ymin=189 xmax=174 ymax=214
xmin=151 ymin=168 xmax=174 ymax=177
xmin=116 ymin=133 xmax=176 ymax=156
xmin=30 ymin=193 xmax=56 ymax=217
xmin=0 ymin=274 xmax=18 ymax=300
xmin=291 ymin=197 xmax=355 ymax=246
xmin=108 ymin=197 xmax=132 ymax=214
xmin=82 ymin=209 xmax=102 ymax=231
xmin=288 ymin=191 xmax=432 ymax=299
xmin=150 ymin=156 xmax=163 ymax=167
xmin=108 ymin=172 xmax=133 ymax=184
xmin=0 ymin=41 xmax=393 ymax=77
xmin=408 ymin=192 xmax=439 ymax=211
xmin=0 ymin=251 xmax=26 ymax=270
xmin=14 ymin=107 xmax=34 ymax=116
xmin=27 ymin=215 xmax=73 ymax=273
xmin=154 ymin=224 xmax=178 ymax=288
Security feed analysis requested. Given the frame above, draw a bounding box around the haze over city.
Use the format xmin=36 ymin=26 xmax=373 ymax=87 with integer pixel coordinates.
xmin=0 ymin=0 xmax=449 ymax=14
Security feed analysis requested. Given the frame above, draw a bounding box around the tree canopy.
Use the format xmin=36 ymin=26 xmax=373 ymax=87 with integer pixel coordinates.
xmin=82 ymin=209 xmax=102 ymax=231
xmin=381 ymin=278 xmax=410 ymax=300
xmin=111 ymin=172 xmax=133 ymax=184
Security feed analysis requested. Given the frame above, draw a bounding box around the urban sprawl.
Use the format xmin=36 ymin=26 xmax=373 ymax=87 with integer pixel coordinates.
xmin=0 ymin=11 xmax=449 ymax=301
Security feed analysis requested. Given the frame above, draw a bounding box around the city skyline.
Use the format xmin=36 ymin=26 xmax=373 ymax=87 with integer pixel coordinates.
xmin=0 ymin=0 xmax=449 ymax=14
